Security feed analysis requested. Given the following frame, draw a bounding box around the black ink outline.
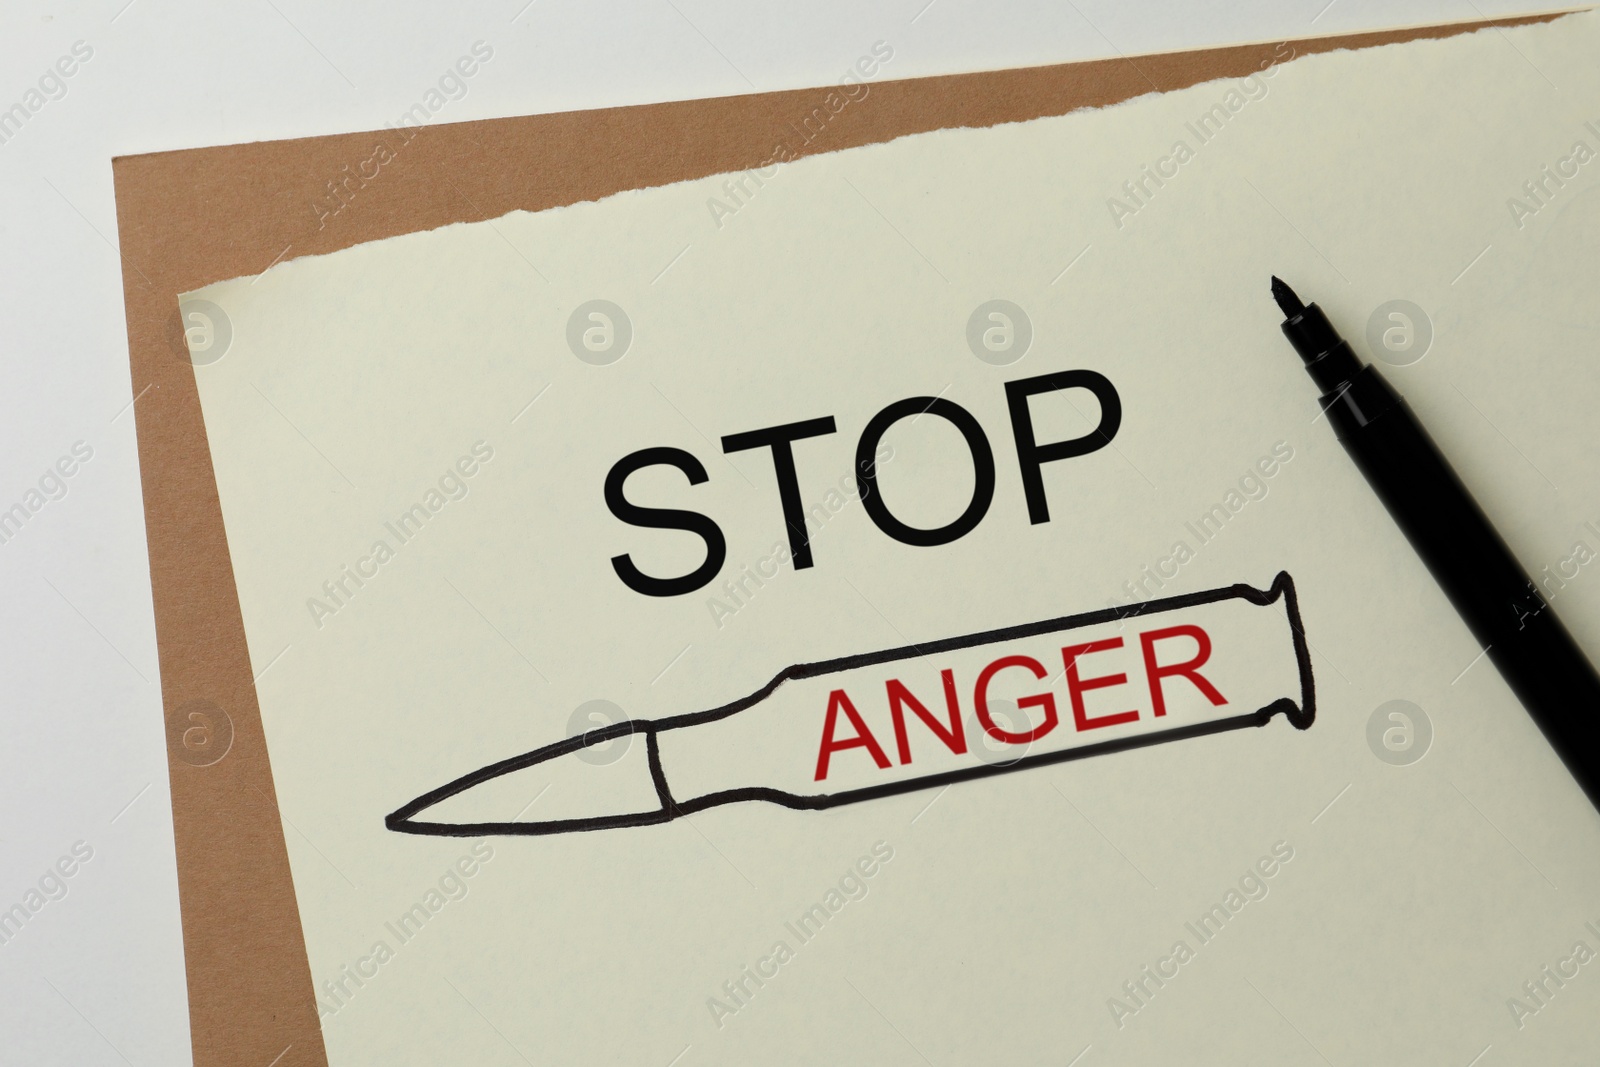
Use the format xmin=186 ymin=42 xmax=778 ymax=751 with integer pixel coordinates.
xmin=387 ymin=572 xmax=1314 ymax=837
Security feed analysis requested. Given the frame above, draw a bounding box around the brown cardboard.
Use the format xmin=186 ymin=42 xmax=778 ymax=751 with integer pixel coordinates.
xmin=112 ymin=17 xmax=1551 ymax=1064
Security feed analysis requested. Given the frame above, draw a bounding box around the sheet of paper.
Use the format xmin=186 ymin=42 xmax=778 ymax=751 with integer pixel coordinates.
xmin=184 ymin=13 xmax=1600 ymax=1063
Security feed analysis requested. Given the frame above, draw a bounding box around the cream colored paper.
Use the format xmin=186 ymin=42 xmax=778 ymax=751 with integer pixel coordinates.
xmin=188 ymin=14 xmax=1600 ymax=1063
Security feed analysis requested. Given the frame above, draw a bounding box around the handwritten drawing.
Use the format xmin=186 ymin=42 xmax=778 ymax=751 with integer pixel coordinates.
xmin=388 ymin=573 xmax=1314 ymax=837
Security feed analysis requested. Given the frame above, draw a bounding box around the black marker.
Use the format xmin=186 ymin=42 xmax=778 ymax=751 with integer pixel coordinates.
xmin=1273 ymin=277 xmax=1600 ymax=810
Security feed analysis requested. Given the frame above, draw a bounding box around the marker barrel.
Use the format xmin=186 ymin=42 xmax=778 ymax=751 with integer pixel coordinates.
xmin=1323 ymin=364 xmax=1600 ymax=808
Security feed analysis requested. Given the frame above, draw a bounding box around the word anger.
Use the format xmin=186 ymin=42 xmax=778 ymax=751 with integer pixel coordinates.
xmin=814 ymin=623 xmax=1223 ymax=781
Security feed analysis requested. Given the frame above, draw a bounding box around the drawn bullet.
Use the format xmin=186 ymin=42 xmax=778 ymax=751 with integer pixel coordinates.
xmin=387 ymin=572 xmax=1314 ymax=837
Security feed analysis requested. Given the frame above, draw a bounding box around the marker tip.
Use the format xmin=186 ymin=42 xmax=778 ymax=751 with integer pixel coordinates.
xmin=1271 ymin=276 xmax=1305 ymax=318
